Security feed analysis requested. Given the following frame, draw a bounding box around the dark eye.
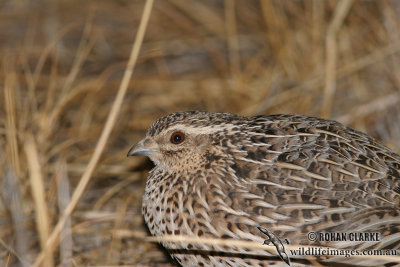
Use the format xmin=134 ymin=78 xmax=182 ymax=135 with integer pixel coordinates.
xmin=170 ymin=131 xmax=185 ymax=144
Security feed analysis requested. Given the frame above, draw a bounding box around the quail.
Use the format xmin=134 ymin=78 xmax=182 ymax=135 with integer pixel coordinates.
xmin=128 ymin=111 xmax=400 ymax=267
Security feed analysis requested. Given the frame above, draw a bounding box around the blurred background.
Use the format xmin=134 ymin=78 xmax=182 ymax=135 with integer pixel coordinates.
xmin=1 ymin=0 xmax=400 ymax=266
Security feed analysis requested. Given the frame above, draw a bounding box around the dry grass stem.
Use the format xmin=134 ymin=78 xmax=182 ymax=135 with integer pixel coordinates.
xmin=24 ymin=135 xmax=54 ymax=267
xmin=93 ymin=177 xmax=138 ymax=211
xmin=55 ymin=159 xmax=73 ymax=267
xmin=2 ymin=169 xmax=29 ymax=267
xmin=170 ymin=0 xmax=225 ymax=36
xmin=106 ymin=193 xmax=135 ymax=264
xmin=335 ymin=92 xmax=400 ymax=125
xmin=4 ymin=67 xmax=20 ymax=177
xmin=32 ymin=0 xmax=154 ymax=265
xmin=322 ymin=0 xmax=354 ymax=118
xmin=61 ymin=15 xmax=95 ymax=95
xmin=225 ymin=0 xmax=240 ymax=77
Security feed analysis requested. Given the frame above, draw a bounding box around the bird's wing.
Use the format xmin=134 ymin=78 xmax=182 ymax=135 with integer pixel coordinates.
xmin=224 ymin=115 xmax=400 ymax=249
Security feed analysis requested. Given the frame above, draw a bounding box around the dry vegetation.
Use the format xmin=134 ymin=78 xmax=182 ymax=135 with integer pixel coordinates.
xmin=1 ymin=0 xmax=400 ymax=266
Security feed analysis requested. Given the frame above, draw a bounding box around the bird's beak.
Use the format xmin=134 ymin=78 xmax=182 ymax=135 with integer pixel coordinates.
xmin=127 ymin=137 xmax=159 ymax=157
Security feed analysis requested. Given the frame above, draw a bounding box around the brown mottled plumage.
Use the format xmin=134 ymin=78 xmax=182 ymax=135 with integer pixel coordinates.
xmin=128 ymin=111 xmax=400 ymax=267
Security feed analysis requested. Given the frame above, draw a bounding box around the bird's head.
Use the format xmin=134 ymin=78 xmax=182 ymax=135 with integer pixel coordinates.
xmin=127 ymin=111 xmax=246 ymax=175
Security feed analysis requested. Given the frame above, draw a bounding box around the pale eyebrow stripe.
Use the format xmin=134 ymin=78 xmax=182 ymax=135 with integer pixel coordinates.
xmin=166 ymin=124 xmax=231 ymax=135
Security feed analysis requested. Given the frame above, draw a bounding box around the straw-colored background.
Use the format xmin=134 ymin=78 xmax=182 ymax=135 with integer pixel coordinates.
xmin=1 ymin=0 xmax=400 ymax=266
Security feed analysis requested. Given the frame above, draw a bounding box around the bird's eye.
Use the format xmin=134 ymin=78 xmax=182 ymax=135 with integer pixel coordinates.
xmin=170 ymin=131 xmax=185 ymax=144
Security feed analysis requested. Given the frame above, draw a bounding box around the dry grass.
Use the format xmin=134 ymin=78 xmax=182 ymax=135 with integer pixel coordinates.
xmin=1 ymin=0 xmax=400 ymax=266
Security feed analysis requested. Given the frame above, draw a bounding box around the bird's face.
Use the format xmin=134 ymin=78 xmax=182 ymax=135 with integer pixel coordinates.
xmin=128 ymin=111 xmax=247 ymax=176
xmin=127 ymin=124 xmax=214 ymax=174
